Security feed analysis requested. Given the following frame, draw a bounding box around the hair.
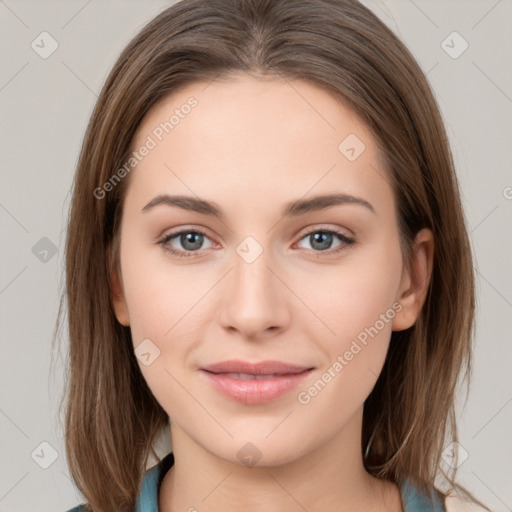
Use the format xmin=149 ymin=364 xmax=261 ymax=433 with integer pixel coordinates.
xmin=53 ymin=0 xmax=489 ymax=510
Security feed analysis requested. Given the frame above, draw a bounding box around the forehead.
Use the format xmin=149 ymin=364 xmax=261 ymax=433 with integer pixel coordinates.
xmin=126 ymin=74 xmax=391 ymax=213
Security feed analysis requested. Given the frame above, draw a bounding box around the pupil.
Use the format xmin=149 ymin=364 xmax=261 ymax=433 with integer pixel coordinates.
xmin=182 ymin=232 xmax=202 ymax=250
xmin=312 ymin=232 xmax=332 ymax=251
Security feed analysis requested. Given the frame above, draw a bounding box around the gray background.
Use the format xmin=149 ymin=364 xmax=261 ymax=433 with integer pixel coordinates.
xmin=0 ymin=1 xmax=511 ymax=511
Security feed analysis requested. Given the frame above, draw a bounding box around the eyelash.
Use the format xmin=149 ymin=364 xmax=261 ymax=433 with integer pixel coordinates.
xmin=157 ymin=227 xmax=356 ymax=259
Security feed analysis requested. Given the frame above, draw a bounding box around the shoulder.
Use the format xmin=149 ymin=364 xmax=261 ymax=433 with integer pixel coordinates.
xmin=444 ymin=495 xmax=489 ymax=512
xmin=64 ymin=505 xmax=87 ymax=512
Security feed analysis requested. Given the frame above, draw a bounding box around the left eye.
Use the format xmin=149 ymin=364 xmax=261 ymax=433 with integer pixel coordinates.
xmin=296 ymin=228 xmax=354 ymax=253
xmin=157 ymin=228 xmax=355 ymax=258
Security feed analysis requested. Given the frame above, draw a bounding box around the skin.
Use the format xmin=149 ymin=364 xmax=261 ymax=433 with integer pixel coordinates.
xmin=110 ymin=73 xmax=434 ymax=512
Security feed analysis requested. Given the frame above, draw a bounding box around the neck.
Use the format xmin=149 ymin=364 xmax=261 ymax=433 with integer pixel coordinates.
xmin=158 ymin=407 xmax=403 ymax=512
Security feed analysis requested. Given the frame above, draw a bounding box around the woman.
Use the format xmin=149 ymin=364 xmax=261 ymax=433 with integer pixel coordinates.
xmin=58 ymin=0 xmax=490 ymax=510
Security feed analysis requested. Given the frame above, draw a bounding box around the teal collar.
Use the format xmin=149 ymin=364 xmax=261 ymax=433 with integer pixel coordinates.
xmin=135 ymin=451 xmax=174 ymax=512
xmin=399 ymin=477 xmax=446 ymax=511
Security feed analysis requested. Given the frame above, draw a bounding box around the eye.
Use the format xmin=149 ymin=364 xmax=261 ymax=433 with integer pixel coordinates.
xmin=157 ymin=228 xmax=215 ymax=258
xmin=295 ymin=227 xmax=355 ymax=255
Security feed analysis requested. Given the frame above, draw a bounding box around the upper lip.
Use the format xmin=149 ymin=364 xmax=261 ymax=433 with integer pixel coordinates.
xmin=201 ymin=359 xmax=314 ymax=376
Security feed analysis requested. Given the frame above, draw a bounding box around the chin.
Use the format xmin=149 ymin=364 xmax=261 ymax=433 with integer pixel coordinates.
xmin=204 ymin=434 xmax=309 ymax=469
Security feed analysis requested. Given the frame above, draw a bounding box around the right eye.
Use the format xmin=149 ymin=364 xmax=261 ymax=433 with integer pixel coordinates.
xmin=157 ymin=228 xmax=216 ymax=258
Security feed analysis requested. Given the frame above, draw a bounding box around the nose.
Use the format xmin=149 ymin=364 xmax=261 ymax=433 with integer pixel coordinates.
xmin=218 ymin=245 xmax=290 ymax=340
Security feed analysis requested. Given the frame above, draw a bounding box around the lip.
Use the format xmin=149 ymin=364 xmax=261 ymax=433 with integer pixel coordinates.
xmin=201 ymin=359 xmax=313 ymax=375
xmin=199 ymin=359 xmax=315 ymax=405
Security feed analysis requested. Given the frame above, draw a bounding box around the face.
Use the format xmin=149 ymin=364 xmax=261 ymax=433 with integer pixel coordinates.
xmin=110 ymin=74 xmax=431 ymax=466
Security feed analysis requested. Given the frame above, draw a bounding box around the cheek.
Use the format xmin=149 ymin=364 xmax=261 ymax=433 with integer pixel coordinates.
xmin=295 ymin=242 xmax=402 ymax=343
xmin=293 ymin=271 xmax=401 ymax=418
xmin=121 ymin=262 xmax=204 ymax=415
xmin=119 ymin=229 xmax=208 ymax=342
xmin=291 ymin=242 xmax=403 ymax=404
xmin=120 ymin=253 xmax=214 ymax=416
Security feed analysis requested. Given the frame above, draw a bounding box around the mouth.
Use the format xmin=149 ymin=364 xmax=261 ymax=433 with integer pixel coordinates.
xmin=199 ymin=360 xmax=315 ymax=405
xmin=207 ymin=372 xmax=298 ymax=380
xmin=201 ymin=359 xmax=314 ymax=375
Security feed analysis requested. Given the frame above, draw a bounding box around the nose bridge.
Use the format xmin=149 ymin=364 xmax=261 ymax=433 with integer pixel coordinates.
xmin=218 ymin=234 xmax=289 ymax=336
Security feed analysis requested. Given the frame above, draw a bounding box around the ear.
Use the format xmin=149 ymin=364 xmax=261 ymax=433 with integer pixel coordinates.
xmin=109 ymin=257 xmax=130 ymax=327
xmin=392 ymin=228 xmax=434 ymax=331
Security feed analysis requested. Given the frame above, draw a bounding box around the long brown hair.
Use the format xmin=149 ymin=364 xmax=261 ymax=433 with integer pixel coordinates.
xmin=53 ymin=0 xmax=488 ymax=510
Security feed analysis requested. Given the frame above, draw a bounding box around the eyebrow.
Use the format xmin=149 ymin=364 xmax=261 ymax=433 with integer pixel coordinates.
xmin=141 ymin=192 xmax=376 ymax=219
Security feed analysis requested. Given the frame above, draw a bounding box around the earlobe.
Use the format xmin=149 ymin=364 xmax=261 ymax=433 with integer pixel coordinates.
xmin=391 ymin=228 xmax=434 ymax=332
xmin=109 ymin=267 xmax=130 ymax=327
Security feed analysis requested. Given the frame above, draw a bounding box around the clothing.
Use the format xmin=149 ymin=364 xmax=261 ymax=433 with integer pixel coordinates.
xmin=66 ymin=451 xmax=446 ymax=511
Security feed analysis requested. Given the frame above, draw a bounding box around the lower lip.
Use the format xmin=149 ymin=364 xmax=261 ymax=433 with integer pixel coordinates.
xmin=200 ymin=369 xmax=314 ymax=405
